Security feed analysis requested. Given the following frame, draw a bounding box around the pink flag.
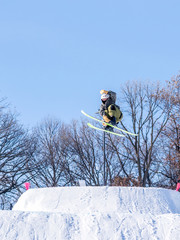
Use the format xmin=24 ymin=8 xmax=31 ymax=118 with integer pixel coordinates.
xmin=176 ymin=182 xmax=180 ymax=192
xmin=24 ymin=182 xmax=30 ymax=190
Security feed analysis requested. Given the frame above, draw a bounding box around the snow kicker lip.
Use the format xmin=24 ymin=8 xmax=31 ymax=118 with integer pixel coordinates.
xmin=13 ymin=186 xmax=180 ymax=215
xmin=10 ymin=186 xmax=180 ymax=239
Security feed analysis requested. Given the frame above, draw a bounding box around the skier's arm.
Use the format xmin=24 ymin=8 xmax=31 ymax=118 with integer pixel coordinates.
xmin=99 ymin=104 xmax=111 ymax=122
xmin=99 ymin=104 xmax=105 ymax=116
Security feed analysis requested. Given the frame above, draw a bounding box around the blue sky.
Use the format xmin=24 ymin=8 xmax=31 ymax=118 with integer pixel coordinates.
xmin=0 ymin=0 xmax=180 ymax=128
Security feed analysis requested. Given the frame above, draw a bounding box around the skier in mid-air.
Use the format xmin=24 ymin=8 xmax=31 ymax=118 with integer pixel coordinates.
xmin=99 ymin=90 xmax=123 ymax=131
xmin=81 ymin=92 xmax=137 ymax=136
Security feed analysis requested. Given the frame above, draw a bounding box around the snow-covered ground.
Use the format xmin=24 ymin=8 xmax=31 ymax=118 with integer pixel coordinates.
xmin=0 ymin=186 xmax=180 ymax=240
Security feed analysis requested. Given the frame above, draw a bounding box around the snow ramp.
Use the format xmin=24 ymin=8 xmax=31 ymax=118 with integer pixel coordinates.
xmin=0 ymin=186 xmax=180 ymax=240
xmin=13 ymin=186 xmax=180 ymax=215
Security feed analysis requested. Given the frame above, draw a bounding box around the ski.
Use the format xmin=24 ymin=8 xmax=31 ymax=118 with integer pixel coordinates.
xmin=87 ymin=123 xmax=125 ymax=137
xmin=81 ymin=110 xmax=138 ymax=136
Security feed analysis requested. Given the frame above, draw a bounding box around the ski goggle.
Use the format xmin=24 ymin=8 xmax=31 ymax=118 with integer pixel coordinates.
xmin=101 ymin=93 xmax=109 ymax=101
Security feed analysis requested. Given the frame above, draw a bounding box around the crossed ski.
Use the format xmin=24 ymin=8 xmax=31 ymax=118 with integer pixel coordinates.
xmin=81 ymin=110 xmax=138 ymax=137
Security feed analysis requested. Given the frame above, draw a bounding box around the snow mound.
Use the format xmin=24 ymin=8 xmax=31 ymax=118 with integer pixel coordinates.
xmin=0 ymin=186 xmax=180 ymax=240
xmin=13 ymin=186 xmax=180 ymax=215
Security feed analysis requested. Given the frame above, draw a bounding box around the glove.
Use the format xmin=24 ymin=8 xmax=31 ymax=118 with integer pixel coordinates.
xmin=100 ymin=90 xmax=108 ymax=95
xmin=103 ymin=114 xmax=111 ymax=122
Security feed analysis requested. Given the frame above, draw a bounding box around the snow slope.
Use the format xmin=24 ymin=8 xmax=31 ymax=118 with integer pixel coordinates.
xmin=0 ymin=186 xmax=180 ymax=240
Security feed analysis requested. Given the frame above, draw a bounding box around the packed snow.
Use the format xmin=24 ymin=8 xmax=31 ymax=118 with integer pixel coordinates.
xmin=0 ymin=186 xmax=180 ymax=239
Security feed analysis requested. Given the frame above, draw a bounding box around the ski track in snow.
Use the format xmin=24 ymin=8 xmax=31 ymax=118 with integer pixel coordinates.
xmin=0 ymin=186 xmax=180 ymax=240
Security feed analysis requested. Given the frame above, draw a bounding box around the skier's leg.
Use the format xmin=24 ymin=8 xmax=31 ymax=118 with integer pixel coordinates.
xmin=109 ymin=116 xmax=116 ymax=126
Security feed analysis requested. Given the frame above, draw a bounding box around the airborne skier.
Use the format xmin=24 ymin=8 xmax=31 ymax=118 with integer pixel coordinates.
xmin=99 ymin=90 xmax=123 ymax=131
xmin=81 ymin=90 xmax=138 ymax=136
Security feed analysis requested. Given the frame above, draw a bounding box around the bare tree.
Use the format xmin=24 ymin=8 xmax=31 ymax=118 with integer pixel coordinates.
xmin=66 ymin=121 xmax=103 ymax=186
xmin=0 ymin=107 xmax=30 ymax=209
xmin=26 ymin=118 xmax=124 ymax=188
xmin=27 ymin=118 xmax=72 ymax=187
xmin=112 ymin=81 xmax=172 ymax=187
xmin=66 ymin=120 xmax=123 ymax=186
xmin=155 ymin=75 xmax=180 ymax=187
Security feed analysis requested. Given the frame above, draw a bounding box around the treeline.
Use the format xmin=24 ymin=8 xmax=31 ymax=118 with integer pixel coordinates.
xmin=0 ymin=77 xmax=180 ymax=209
